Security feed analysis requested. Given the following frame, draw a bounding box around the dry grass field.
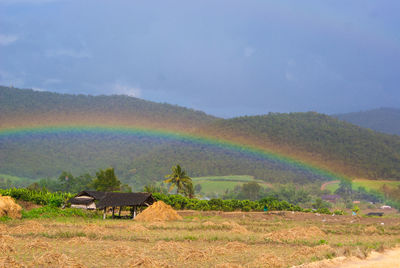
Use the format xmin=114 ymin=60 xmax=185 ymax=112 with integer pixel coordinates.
xmin=1 ymin=210 xmax=400 ymax=267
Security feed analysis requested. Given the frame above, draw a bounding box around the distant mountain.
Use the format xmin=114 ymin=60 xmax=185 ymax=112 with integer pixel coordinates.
xmin=198 ymin=112 xmax=400 ymax=180
xmin=334 ymin=108 xmax=400 ymax=136
xmin=0 ymin=86 xmax=216 ymax=131
xmin=1 ymin=86 xmax=400 ymax=187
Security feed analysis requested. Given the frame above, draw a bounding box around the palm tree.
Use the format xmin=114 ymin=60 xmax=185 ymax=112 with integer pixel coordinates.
xmin=164 ymin=164 xmax=193 ymax=197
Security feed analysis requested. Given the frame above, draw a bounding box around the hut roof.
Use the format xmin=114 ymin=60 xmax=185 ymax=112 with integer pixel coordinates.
xmin=97 ymin=192 xmax=155 ymax=209
xmin=75 ymin=190 xmax=107 ymax=200
xmin=68 ymin=197 xmax=94 ymax=205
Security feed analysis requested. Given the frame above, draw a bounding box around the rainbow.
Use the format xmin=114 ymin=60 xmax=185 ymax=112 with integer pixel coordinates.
xmin=0 ymin=125 xmax=348 ymax=182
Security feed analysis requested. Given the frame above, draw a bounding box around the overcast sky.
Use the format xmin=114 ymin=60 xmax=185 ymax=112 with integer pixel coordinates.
xmin=1 ymin=0 xmax=399 ymax=117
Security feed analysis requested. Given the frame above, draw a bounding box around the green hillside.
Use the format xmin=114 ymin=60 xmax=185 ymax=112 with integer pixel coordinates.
xmin=200 ymin=113 xmax=400 ymax=180
xmin=334 ymin=108 xmax=400 ymax=136
xmin=325 ymin=179 xmax=400 ymax=193
xmin=1 ymin=86 xmax=400 ymax=189
xmin=192 ymin=175 xmax=271 ymax=197
xmin=0 ymin=86 xmax=216 ymax=130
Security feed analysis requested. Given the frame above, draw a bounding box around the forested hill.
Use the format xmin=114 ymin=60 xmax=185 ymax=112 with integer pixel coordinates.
xmin=334 ymin=108 xmax=400 ymax=136
xmin=198 ymin=112 xmax=400 ymax=180
xmin=0 ymin=86 xmax=217 ymax=130
xmin=1 ymin=86 xmax=400 ymax=184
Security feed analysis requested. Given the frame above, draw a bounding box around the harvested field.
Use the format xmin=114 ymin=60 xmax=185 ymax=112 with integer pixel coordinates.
xmin=1 ymin=210 xmax=399 ymax=267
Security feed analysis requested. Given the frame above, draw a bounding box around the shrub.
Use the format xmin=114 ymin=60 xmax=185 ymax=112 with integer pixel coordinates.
xmin=21 ymin=206 xmax=92 ymax=219
xmin=316 ymin=208 xmax=332 ymax=214
xmin=334 ymin=210 xmax=345 ymax=215
xmin=0 ymin=188 xmax=73 ymax=207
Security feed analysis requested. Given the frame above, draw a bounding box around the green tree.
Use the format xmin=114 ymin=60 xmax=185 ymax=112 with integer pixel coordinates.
xmin=184 ymin=181 xmax=195 ymax=199
xmin=92 ymin=168 xmax=121 ymax=191
xmin=164 ymin=165 xmax=193 ymax=198
xmin=58 ymin=171 xmax=74 ymax=192
xmin=194 ymin=184 xmax=202 ymax=193
xmin=335 ymin=179 xmax=353 ymax=199
xmin=143 ymin=184 xmax=167 ymax=194
xmin=240 ymin=182 xmax=261 ymax=200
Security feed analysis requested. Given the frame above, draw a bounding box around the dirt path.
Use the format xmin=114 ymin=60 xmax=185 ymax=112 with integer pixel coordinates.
xmin=320 ymin=180 xmax=340 ymax=190
xmin=297 ymin=247 xmax=400 ymax=268
xmin=339 ymin=248 xmax=400 ymax=268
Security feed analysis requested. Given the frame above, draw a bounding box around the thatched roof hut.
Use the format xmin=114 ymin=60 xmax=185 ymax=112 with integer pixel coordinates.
xmin=68 ymin=191 xmax=155 ymax=219
xmin=97 ymin=192 xmax=154 ymax=209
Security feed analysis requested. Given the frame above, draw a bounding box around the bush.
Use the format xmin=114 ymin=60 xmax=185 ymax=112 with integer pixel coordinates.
xmin=0 ymin=188 xmax=73 ymax=207
xmin=315 ymin=208 xmax=332 ymax=214
xmin=21 ymin=206 xmax=93 ymax=219
xmin=153 ymin=193 xmax=306 ymax=213
xmin=334 ymin=209 xmax=345 ymax=215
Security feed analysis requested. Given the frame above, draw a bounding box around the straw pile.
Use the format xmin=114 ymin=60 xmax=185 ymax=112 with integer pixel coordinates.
xmin=265 ymin=226 xmax=325 ymax=242
xmin=291 ymin=245 xmax=333 ymax=258
xmin=222 ymin=221 xmax=248 ymax=233
xmin=364 ymin=225 xmax=379 ymax=234
xmin=215 ymin=263 xmax=243 ymax=268
xmin=134 ymin=201 xmax=182 ymax=222
xmin=248 ymin=254 xmax=285 ymax=268
xmin=0 ymin=195 xmax=22 ymax=219
xmin=0 ymin=256 xmax=24 ymax=268
xmin=125 ymin=255 xmax=172 ymax=268
xmin=33 ymin=252 xmax=86 ymax=268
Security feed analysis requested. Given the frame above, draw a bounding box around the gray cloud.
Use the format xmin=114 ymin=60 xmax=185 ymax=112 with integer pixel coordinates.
xmin=111 ymin=82 xmax=142 ymax=98
xmin=45 ymin=49 xmax=91 ymax=59
xmin=0 ymin=0 xmax=60 ymax=4
xmin=0 ymin=34 xmax=18 ymax=46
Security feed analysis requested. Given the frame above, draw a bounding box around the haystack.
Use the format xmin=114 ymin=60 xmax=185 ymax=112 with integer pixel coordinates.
xmin=134 ymin=201 xmax=182 ymax=222
xmin=0 ymin=195 xmax=22 ymax=219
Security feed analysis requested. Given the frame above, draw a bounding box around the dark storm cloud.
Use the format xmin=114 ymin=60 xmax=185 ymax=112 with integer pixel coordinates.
xmin=0 ymin=0 xmax=399 ymax=117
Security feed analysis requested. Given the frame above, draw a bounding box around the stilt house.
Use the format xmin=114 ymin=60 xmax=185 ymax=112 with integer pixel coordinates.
xmin=68 ymin=191 xmax=155 ymax=219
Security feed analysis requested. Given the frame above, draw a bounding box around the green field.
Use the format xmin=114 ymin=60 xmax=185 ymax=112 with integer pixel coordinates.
xmin=325 ymin=179 xmax=400 ymax=193
xmin=0 ymin=173 xmax=33 ymax=188
xmin=192 ymin=175 xmax=271 ymax=197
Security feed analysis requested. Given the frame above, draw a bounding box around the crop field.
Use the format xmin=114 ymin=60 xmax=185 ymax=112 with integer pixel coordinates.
xmin=323 ymin=179 xmax=400 ymax=193
xmin=0 ymin=174 xmax=32 ymax=188
xmin=192 ymin=175 xmax=271 ymax=196
xmin=1 ymin=210 xmax=400 ymax=267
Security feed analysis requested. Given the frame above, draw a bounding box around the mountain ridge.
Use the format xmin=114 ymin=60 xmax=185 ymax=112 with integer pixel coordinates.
xmin=1 ymin=86 xmax=400 ymax=186
xmin=334 ymin=108 xmax=400 ymax=136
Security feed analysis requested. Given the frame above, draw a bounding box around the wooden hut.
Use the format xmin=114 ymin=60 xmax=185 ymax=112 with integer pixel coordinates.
xmin=97 ymin=192 xmax=155 ymax=219
xmin=68 ymin=191 xmax=155 ymax=219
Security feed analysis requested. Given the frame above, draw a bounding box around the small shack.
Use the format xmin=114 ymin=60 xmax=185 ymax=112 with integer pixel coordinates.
xmin=97 ymin=192 xmax=155 ymax=219
xmin=68 ymin=191 xmax=155 ymax=219
xmin=68 ymin=191 xmax=107 ymax=210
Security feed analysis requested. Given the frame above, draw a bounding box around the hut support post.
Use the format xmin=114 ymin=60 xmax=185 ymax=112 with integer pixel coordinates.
xmin=132 ymin=206 xmax=137 ymax=219
xmin=103 ymin=208 xmax=106 ymax=220
xmin=118 ymin=206 xmax=122 ymax=217
xmin=112 ymin=207 xmax=115 ymax=219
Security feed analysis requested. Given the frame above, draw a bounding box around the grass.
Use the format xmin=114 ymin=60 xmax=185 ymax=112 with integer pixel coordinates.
xmin=0 ymin=173 xmax=34 ymax=187
xmin=324 ymin=179 xmax=400 ymax=193
xmin=1 ymin=210 xmax=400 ymax=267
xmin=21 ymin=206 xmax=99 ymax=219
xmin=192 ymin=175 xmax=271 ymax=196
